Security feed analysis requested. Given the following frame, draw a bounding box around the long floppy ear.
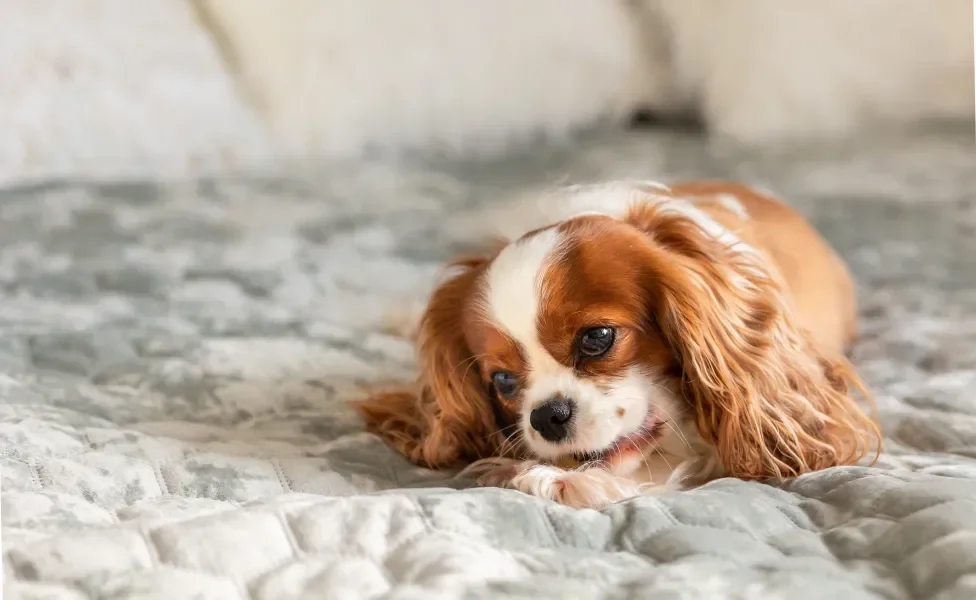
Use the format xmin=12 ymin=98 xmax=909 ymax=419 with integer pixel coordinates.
xmin=357 ymin=255 xmax=501 ymax=468
xmin=629 ymin=203 xmax=881 ymax=480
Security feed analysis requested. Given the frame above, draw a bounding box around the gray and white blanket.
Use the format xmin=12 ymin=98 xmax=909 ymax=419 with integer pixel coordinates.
xmin=2 ymin=127 xmax=976 ymax=599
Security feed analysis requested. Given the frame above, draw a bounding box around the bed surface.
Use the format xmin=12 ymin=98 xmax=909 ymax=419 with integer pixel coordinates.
xmin=3 ymin=128 xmax=976 ymax=599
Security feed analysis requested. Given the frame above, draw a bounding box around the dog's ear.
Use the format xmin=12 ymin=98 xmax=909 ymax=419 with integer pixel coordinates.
xmin=357 ymin=255 xmax=500 ymax=468
xmin=628 ymin=202 xmax=881 ymax=480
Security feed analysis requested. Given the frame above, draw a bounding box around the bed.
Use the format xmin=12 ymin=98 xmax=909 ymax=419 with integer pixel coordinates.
xmin=3 ymin=127 xmax=976 ymax=599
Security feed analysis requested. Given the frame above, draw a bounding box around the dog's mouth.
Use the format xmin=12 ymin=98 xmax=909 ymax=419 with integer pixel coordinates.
xmin=570 ymin=412 xmax=666 ymax=466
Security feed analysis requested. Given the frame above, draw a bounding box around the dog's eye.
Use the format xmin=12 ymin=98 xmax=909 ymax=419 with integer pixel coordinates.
xmin=578 ymin=326 xmax=615 ymax=358
xmin=492 ymin=371 xmax=519 ymax=398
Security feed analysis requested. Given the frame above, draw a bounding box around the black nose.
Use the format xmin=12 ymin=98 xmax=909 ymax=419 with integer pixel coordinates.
xmin=529 ymin=396 xmax=574 ymax=442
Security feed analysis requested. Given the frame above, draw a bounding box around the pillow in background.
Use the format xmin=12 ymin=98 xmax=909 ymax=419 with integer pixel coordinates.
xmin=0 ymin=0 xmax=274 ymax=185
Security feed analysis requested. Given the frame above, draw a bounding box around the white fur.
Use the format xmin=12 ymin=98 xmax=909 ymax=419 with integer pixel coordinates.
xmin=465 ymin=406 xmax=722 ymax=509
xmin=194 ymin=0 xmax=650 ymax=159
xmin=0 ymin=0 xmax=273 ymax=185
xmin=509 ymin=464 xmax=649 ymax=510
xmin=464 ymin=459 xmax=655 ymax=509
xmin=713 ymin=194 xmax=750 ymax=220
xmin=520 ymin=366 xmax=660 ymax=462
xmin=483 ymin=228 xmax=566 ymax=365
xmin=656 ymin=198 xmax=755 ymax=255
xmin=482 ymin=226 xmax=662 ymax=461
xmin=635 ymin=0 xmax=975 ymax=143
xmin=479 ymin=184 xmax=719 ymax=471
xmin=462 ymin=181 xmax=766 ymax=508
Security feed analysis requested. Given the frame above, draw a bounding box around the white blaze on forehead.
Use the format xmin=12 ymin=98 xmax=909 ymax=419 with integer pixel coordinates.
xmin=482 ymin=227 xmax=569 ymax=385
xmin=481 ymin=180 xmax=758 ymax=334
xmin=479 ymin=179 xmax=762 ymax=390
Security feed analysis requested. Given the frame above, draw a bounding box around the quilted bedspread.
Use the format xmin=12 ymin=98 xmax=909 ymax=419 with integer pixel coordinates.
xmin=2 ymin=127 xmax=976 ymax=600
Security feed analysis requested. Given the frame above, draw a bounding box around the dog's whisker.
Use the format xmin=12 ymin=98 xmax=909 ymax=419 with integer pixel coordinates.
xmin=497 ymin=429 xmax=524 ymax=458
xmin=649 ymin=403 xmax=693 ymax=450
xmin=632 ymin=433 xmax=656 ymax=482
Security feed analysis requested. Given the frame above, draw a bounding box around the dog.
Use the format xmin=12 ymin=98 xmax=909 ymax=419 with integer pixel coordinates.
xmin=357 ymin=180 xmax=881 ymax=508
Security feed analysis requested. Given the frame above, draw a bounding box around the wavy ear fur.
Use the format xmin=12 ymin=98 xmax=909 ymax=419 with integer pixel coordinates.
xmin=629 ymin=203 xmax=881 ymax=480
xmin=357 ymin=255 xmax=500 ymax=468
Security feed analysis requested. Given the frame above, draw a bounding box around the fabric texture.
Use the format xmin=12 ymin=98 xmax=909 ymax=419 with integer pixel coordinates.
xmin=2 ymin=126 xmax=976 ymax=599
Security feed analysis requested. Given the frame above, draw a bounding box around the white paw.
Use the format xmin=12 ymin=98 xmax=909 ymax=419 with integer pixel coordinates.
xmin=509 ymin=465 xmax=646 ymax=509
xmin=464 ymin=459 xmax=677 ymax=509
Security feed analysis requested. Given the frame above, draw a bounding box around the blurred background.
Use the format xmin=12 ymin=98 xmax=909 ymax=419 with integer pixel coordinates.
xmin=1 ymin=0 xmax=972 ymax=183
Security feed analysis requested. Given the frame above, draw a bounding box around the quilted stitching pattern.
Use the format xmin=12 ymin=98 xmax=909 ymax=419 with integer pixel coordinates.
xmin=2 ymin=128 xmax=976 ymax=599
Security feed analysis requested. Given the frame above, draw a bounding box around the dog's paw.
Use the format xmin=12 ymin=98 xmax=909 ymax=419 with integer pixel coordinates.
xmin=462 ymin=459 xmax=669 ymax=509
xmin=508 ymin=465 xmax=645 ymax=509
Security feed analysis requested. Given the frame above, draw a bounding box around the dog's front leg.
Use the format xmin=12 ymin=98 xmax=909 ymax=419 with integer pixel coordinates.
xmin=468 ymin=460 xmax=645 ymax=509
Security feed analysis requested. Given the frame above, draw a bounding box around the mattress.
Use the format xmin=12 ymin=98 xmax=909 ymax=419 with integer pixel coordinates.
xmin=2 ymin=127 xmax=976 ymax=599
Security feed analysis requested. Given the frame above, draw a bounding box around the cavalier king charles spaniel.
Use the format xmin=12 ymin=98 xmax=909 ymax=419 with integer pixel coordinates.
xmin=357 ymin=180 xmax=881 ymax=509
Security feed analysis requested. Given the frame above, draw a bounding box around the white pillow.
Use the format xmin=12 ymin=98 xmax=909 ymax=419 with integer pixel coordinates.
xmin=0 ymin=0 xmax=274 ymax=185
xmin=195 ymin=0 xmax=651 ymax=159
xmin=636 ymin=0 xmax=975 ymax=143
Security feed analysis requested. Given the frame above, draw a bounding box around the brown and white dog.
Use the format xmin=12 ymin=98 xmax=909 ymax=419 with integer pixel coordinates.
xmin=358 ymin=181 xmax=881 ymax=509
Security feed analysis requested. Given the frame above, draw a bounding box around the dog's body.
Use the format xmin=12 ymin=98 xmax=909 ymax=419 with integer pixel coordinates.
xmin=669 ymin=182 xmax=858 ymax=353
xmin=359 ymin=181 xmax=880 ymax=508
